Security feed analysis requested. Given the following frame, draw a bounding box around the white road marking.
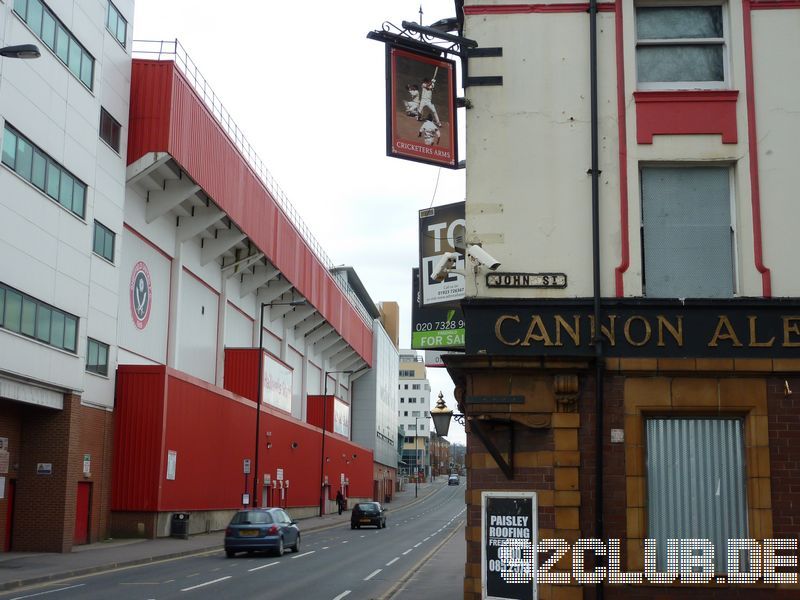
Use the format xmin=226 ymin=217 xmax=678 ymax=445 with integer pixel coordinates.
xmin=186 ymin=573 xmax=199 ymax=578
xmin=322 ymin=546 xmax=330 ymax=549
xmin=424 ymin=537 xmax=431 ymax=541
xmin=341 ymin=540 xmax=348 ymax=544
xmin=364 ymin=569 xmax=382 ymax=581
xmin=248 ymin=561 xmax=279 ymax=572
xmin=11 ymin=585 xmax=86 ymax=599
xmin=291 ymin=551 xmax=316 ymax=559
xmin=332 ymin=592 xmax=351 ymax=600
xmin=360 ymin=535 xmax=365 ymax=538
xmin=180 ymin=576 xmax=232 ymax=591
xmin=402 ymin=549 xmax=413 ymax=555
xmin=386 ymin=557 xmax=400 ymax=566
xmin=413 ymin=542 xmax=422 ymax=548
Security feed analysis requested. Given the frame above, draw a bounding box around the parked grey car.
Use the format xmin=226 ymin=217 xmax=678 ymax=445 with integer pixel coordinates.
xmin=224 ymin=508 xmax=300 ymax=557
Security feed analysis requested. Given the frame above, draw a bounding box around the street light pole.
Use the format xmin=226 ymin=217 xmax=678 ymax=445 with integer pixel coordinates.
xmin=253 ymin=299 xmax=305 ymax=508
xmin=320 ymin=365 xmax=368 ymax=516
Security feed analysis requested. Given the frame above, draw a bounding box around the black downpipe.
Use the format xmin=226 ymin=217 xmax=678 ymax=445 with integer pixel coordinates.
xmin=589 ymin=0 xmax=605 ymax=598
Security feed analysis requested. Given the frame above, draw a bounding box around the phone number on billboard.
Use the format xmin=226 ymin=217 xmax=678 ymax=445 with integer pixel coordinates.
xmin=415 ymin=320 xmax=464 ymax=331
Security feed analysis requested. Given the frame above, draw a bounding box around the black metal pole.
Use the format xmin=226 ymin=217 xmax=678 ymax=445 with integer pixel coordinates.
xmin=252 ymin=303 xmax=266 ymax=507
xmin=589 ymin=0 xmax=605 ymax=598
xmin=319 ymin=373 xmax=329 ymax=516
xmin=415 ymin=417 xmax=419 ymax=498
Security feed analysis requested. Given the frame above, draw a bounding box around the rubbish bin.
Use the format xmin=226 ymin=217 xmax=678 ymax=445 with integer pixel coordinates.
xmin=171 ymin=512 xmax=190 ymax=539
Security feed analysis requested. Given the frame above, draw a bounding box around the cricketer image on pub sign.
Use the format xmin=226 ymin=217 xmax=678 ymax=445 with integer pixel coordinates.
xmin=386 ymin=45 xmax=458 ymax=168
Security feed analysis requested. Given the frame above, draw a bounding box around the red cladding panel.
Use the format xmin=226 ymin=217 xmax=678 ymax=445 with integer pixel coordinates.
xmin=634 ymin=90 xmax=739 ymax=144
xmin=306 ymin=395 xmax=334 ymax=432
xmin=223 ymin=348 xmax=260 ymax=403
xmin=112 ymin=365 xmax=167 ymax=511
xmin=127 ymin=60 xmax=372 ymax=366
xmin=160 ymin=373 xmax=254 ymax=510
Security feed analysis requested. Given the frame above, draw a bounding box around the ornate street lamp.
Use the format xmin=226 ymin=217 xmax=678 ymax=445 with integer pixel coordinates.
xmin=430 ymin=391 xmax=465 ymax=438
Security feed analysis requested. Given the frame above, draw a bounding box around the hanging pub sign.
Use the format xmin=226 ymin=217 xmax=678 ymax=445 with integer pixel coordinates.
xmin=386 ymin=45 xmax=458 ymax=168
xmin=482 ymin=491 xmax=537 ymax=600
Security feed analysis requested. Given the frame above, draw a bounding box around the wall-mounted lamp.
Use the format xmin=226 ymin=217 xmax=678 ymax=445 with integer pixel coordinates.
xmin=290 ymin=442 xmax=299 ymax=449
xmin=0 ymin=44 xmax=41 ymax=59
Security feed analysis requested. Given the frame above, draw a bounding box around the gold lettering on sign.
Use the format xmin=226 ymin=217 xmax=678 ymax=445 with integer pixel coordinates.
xmin=495 ymin=315 xmax=521 ymax=346
xmin=708 ymin=316 xmax=743 ymax=347
xmin=783 ymin=316 xmax=800 ymax=347
xmin=521 ymin=315 xmax=554 ymax=347
xmin=656 ymin=315 xmax=683 ymax=347
xmin=589 ymin=315 xmax=617 ymax=346
xmin=624 ymin=316 xmax=652 ymax=347
xmin=748 ymin=316 xmax=775 ymax=347
xmin=554 ymin=315 xmax=581 ymax=347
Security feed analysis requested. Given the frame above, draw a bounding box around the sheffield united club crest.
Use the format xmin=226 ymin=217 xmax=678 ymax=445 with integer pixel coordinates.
xmin=130 ymin=261 xmax=152 ymax=330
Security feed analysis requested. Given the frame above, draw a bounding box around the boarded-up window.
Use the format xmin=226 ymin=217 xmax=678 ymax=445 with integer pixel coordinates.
xmin=641 ymin=166 xmax=734 ymax=298
xmin=646 ymin=418 xmax=748 ymax=572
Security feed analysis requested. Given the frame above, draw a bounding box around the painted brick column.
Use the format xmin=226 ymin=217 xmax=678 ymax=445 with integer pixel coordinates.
xmin=14 ymin=394 xmax=83 ymax=552
xmin=552 ymin=411 xmax=583 ymax=600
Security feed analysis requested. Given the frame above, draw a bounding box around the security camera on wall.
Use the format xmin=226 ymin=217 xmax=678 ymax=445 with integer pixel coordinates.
xmin=432 ymin=245 xmax=501 ymax=282
xmin=432 ymin=252 xmax=461 ymax=282
xmin=466 ymin=245 xmax=501 ymax=271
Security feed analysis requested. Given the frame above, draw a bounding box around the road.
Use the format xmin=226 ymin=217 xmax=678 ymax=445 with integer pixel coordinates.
xmin=1 ymin=483 xmax=465 ymax=600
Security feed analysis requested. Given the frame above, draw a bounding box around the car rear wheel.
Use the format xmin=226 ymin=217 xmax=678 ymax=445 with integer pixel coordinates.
xmin=225 ymin=550 xmax=235 ymax=558
xmin=292 ymin=535 xmax=301 ymax=553
xmin=274 ymin=537 xmax=284 ymax=556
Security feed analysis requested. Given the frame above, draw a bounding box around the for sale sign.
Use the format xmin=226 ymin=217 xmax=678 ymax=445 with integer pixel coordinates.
xmin=482 ymin=491 xmax=537 ymax=600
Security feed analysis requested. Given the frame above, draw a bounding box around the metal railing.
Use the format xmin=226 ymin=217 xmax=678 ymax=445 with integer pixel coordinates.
xmin=131 ymin=39 xmax=373 ymax=327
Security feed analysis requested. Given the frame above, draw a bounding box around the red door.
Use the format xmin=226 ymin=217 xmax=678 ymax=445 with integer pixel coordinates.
xmin=73 ymin=482 xmax=91 ymax=545
xmin=3 ymin=479 xmax=14 ymax=551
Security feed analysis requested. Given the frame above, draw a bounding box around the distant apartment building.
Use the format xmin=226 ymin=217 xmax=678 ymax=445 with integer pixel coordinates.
xmin=398 ymin=350 xmax=431 ymax=480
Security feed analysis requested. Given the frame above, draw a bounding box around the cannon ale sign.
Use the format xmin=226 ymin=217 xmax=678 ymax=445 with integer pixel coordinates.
xmin=465 ymin=299 xmax=800 ymax=358
xmin=482 ymin=491 xmax=537 ymax=600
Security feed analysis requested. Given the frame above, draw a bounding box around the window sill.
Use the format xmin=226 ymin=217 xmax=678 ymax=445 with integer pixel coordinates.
xmin=86 ymin=368 xmax=111 ymax=380
xmin=633 ymin=90 xmax=740 ymax=144
xmin=0 ymin=326 xmax=78 ymax=357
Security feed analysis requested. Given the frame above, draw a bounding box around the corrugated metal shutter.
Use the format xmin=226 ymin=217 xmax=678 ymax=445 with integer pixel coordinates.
xmin=641 ymin=167 xmax=734 ymax=298
xmin=646 ymin=418 xmax=748 ymax=572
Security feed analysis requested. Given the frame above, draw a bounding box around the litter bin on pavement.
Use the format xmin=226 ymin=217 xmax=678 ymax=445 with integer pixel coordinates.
xmin=171 ymin=512 xmax=190 ymax=539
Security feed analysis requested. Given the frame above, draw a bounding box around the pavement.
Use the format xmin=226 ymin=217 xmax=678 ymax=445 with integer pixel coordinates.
xmin=0 ymin=480 xmax=449 ymax=593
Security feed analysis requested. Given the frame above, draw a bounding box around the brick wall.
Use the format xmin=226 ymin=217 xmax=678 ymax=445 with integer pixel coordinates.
xmin=77 ymin=403 xmax=114 ymax=543
xmin=768 ymin=375 xmax=800 ymax=537
xmin=0 ymin=400 xmax=23 ymax=551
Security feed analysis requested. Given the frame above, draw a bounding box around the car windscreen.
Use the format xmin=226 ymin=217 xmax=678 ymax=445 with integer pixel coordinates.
xmin=230 ymin=511 xmax=273 ymax=524
xmin=357 ymin=503 xmax=380 ymax=511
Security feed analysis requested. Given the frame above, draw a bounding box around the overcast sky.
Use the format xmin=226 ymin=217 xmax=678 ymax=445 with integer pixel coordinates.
xmin=132 ymin=0 xmax=467 ymax=444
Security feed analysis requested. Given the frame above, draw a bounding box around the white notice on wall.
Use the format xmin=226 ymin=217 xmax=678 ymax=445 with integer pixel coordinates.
xmin=0 ymin=476 xmax=5 ymax=499
xmin=167 ymin=450 xmax=177 ymax=480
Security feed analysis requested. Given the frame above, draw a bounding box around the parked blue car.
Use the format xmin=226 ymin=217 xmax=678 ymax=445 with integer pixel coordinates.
xmin=224 ymin=508 xmax=300 ymax=557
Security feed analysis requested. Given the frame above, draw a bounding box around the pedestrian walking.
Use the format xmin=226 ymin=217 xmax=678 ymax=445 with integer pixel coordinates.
xmin=336 ymin=490 xmax=344 ymax=515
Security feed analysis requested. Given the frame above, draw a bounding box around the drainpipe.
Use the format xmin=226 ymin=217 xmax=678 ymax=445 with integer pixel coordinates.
xmin=589 ymin=0 xmax=605 ymax=598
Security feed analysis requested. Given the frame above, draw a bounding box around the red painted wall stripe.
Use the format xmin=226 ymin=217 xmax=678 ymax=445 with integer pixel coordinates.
xmin=127 ymin=61 xmax=373 ymax=364
xmin=464 ymin=3 xmax=614 ymax=14
xmin=742 ymin=0 xmax=772 ymax=296
xmin=751 ymin=0 xmax=800 ymax=7
xmin=613 ymin=0 xmax=629 ymax=296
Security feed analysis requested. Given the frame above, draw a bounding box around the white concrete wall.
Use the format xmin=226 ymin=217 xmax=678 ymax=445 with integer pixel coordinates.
xmin=0 ymin=0 xmax=132 ymax=407
xmin=463 ymin=0 xmax=799 ymax=299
